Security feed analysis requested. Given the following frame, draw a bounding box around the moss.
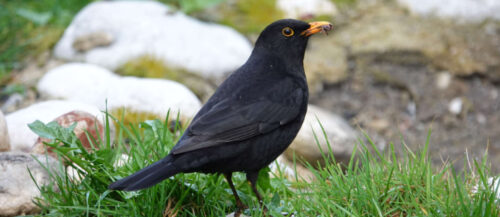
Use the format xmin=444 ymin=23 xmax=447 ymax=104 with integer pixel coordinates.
xmin=331 ymin=0 xmax=357 ymax=6
xmin=159 ymin=0 xmax=225 ymax=14
xmin=218 ymin=0 xmax=284 ymax=34
xmin=116 ymin=55 xmax=180 ymax=79
xmin=111 ymin=108 xmax=162 ymax=127
xmin=31 ymin=27 xmax=65 ymax=58
xmin=116 ymin=55 xmax=216 ymax=101
xmin=110 ymin=108 xmax=187 ymax=133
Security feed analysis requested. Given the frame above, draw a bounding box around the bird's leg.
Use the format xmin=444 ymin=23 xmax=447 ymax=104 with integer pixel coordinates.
xmin=224 ymin=173 xmax=248 ymax=213
xmin=246 ymin=171 xmax=268 ymax=213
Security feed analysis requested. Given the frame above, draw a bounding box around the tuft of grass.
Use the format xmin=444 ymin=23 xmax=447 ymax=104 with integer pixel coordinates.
xmin=30 ymin=112 xmax=499 ymax=216
xmin=30 ymin=111 xmax=273 ymax=216
xmin=285 ymin=129 xmax=500 ymax=216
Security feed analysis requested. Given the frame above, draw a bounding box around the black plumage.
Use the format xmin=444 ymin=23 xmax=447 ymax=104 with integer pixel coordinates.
xmin=109 ymin=19 xmax=333 ymax=213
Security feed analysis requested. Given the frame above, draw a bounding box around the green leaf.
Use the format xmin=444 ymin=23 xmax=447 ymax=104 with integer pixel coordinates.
xmin=257 ymin=166 xmax=272 ymax=191
xmin=270 ymin=192 xmax=280 ymax=206
xmin=28 ymin=120 xmax=56 ymax=139
xmin=16 ymin=8 xmax=52 ymax=25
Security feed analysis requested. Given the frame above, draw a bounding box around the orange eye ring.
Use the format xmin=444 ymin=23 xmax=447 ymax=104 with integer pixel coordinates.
xmin=282 ymin=27 xmax=294 ymax=37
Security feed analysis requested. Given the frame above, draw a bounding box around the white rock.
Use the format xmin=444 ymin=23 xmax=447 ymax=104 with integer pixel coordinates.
xmin=226 ymin=212 xmax=250 ymax=217
xmin=66 ymin=164 xmax=85 ymax=184
xmin=277 ymin=0 xmax=338 ymax=19
xmin=37 ymin=63 xmax=202 ymax=119
xmin=5 ymin=100 xmax=103 ymax=152
xmin=0 ymin=110 xmax=10 ymax=152
xmin=0 ymin=152 xmax=61 ymax=216
xmin=476 ymin=113 xmax=487 ymax=125
xmin=398 ymin=0 xmax=500 ymax=21
xmin=491 ymin=90 xmax=499 ymax=100
xmin=449 ymin=97 xmax=463 ymax=115
xmin=113 ymin=154 xmax=129 ymax=168
xmin=53 ymin=1 xmax=252 ymax=80
xmin=270 ymin=155 xmax=315 ymax=182
xmin=436 ymin=71 xmax=452 ymax=90
xmin=286 ymin=105 xmax=357 ymax=165
xmin=489 ymin=177 xmax=500 ymax=201
xmin=472 ymin=177 xmax=500 ymax=201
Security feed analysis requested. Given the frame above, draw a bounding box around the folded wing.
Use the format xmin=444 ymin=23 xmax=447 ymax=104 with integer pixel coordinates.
xmin=171 ymin=88 xmax=304 ymax=155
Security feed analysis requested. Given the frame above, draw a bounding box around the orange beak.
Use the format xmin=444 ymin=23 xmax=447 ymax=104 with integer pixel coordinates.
xmin=301 ymin=21 xmax=333 ymax=37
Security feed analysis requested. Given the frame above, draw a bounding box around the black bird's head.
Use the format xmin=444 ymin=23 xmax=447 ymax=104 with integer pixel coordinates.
xmin=252 ymin=19 xmax=333 ymax=64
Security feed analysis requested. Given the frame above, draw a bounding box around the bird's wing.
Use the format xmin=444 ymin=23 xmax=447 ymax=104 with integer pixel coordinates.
xmin=171 ymin=88 xmax=304 ymax=155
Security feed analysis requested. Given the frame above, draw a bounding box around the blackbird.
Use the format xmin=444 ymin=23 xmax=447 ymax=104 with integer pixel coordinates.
xmin=109 ymin=19 xmax=333 ymax=213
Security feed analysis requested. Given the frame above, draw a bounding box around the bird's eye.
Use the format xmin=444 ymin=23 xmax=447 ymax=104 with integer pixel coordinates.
xmin=281 ymin=27 xmax=294 ymax=37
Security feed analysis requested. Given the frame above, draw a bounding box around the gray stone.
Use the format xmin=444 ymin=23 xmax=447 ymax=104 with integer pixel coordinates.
xmin=0 ymin=93 xmax=24 ymax=114
xmin=334 ymin=3 xmax=500 ymax=79
xmin=311 ymin=2 xmax=500 ymax=173
xmin=53 ymin=1 xmax=252 ymax=81
xmin=0 ymin=152 xmax=61 ymax=216
xmin=304 ymin=36 xmax=348 ymax=95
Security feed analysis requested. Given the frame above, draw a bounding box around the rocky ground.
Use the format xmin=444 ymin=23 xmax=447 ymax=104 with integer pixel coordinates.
xmin=1 ymin=0 xmax=500 ymax=215
xmin=309 ymin=2 xmax=500 ymax=172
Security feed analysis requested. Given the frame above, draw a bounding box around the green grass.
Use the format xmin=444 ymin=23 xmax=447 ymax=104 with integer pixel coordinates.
xmin=0 ymin=0 xmax=93 ymax=85
xmin=29 ymin=111 xmax=275 ymax=216
xmin=28 ymin=111 xmax=500 ymax=216
xmin=159 ymin=0 xmax=224 ymax=14
xmin=287 ymin=129 xmax=500 ymax=216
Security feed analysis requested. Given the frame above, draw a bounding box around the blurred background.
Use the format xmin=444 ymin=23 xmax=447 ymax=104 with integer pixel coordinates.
xmin=1 ymin=0 xmax=499 ymax=174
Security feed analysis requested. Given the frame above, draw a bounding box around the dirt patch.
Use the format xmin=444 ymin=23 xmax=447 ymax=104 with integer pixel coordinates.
xmin=312 ymin=50 xmax=500 ymax=172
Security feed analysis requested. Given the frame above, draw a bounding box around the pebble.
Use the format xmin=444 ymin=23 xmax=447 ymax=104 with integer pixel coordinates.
xmin=448 ymin=97 xmax=463 ymax=115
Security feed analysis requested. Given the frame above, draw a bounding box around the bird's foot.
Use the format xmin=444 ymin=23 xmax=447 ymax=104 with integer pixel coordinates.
xmin=233 ymin=200 xmax=248 ymax=217
xmin=262 ymin=209 xmax=268 ymax=216
xmin=233 ymin=211 xmax=242 ymax=217
xmin=236 ymin=201 xmax=249 ymax=212
xmin=261 ymin=204 xmax=269 ymax=216
xmin=230 ymin=210 xmax=248 ymax=217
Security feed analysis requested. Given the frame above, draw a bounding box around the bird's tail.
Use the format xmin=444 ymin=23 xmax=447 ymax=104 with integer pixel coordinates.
xmin=108 ymin=155 xmax=179 ymax=191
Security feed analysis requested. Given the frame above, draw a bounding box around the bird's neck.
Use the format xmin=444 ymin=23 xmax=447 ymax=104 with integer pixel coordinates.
xmin=248 ymin=46 xmax=306 ymax=76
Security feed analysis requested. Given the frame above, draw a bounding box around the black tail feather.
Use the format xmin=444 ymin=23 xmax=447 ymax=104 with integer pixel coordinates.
xmin=109 ymin=155 xmax=178 ymax=191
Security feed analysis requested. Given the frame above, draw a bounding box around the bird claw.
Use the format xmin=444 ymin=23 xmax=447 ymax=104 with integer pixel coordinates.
xmin=233 ymin=211 xmax=242 ymax=217
xmin=262 ymin=205 xmax=269 ymax=216
xmin=236 ymin=201 xmax=249 ymax=211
